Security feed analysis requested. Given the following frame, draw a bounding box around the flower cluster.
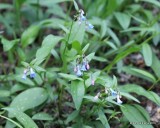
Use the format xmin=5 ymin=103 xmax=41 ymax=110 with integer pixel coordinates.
xmin=74 ymin=57 xmax=90 ymax=77
xmin=94 ymin=88 xmax=123 ymax=104
xmin=109 ymin=88 xmax=122 ymax=104
xmin=77 ymin=9 xmax=94 ymax=29
xmin=73 ymin=56 xmax=95 ymax=85
xmin=22 ymin=67 xmax=36 ymax=80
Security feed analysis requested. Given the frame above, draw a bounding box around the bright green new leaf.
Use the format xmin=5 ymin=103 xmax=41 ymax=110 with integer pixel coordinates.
xmin=72 ymin=41 xmax=81 ymax=53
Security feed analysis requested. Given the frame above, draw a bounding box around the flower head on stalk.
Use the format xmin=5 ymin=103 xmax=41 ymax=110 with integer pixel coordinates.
xmin=110 ymin=88 xmax=117 ymax=96
xmin=75 ymin=65 xmax=82 ymax=77
xmin=77 ymin=9 xmax=86 ymax=24
xmin=116 ymin=94 xmax=122 ymax=104
xmin=81 ymin=61 xmax=87 ymax=71
xmin=22 ymin=69 xmax=28 ymax=80
xmin=80 ymin=57 xmax=90 ymax=71
xmin=30 ymin=68 xmax=36 ymax=78
xmin=76 ymin=9 xmax=94 ymax=29
xmin=86 ymin=22 xmax=94 ymax=29
xmin=94 ymin=92 xmax=100 ymax=101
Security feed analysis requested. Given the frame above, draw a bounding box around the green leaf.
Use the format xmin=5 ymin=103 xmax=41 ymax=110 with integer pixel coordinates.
xmin=104 ymin=46 xmax=140 ymax=72
xmin=65 ymin=110 xmax=79 ymax=124
xmin=107 ymin=28 xmax=120 ymax=47
xmin=121 ymin=104 xmax=153 ymax=128
xmin=82 ymin=43 xmax=90 ymax=53
xmin=119 ymin=84 xmax=160 ymax=106
xmin=72 ymin=41 xmax=81 ymax=53
xmin=15 ymin=75 xmax=35 ymax=86
xmin=0 ymin=90 xmax=10 ymax=97
xmin=100 ymin=20 xmax=107 ymax=39
xmin=141 ymin=0 xmax=160 ymax=8
xmin=122 ymin=66 xmax=156 ymax=83
xmin=153 ymin=23 xmax=160 ymax=46
xmin=0 ymin=3 xmax=13 ymax=10
xmin=68 ymin=21 xmax=85 ymax=44
xmin=134 ymin=104 xmax=150 ymax=122
xmin=4 ymin=107 xmax=38 ymax=128
xmin=70 ymin=80 xmax=85 ymax=110
xmin=86 ymin=52 xmax=95 ymax=62
xmin=73 ymin=0 xmax=79 ymax=11
xmin=58 ymin=73 xmax=83 ymax=81
xmin=120 ymin=92 xmax=140 ymax=103
xmin=11 ymin=84 xmax=28 ymax=94
xmin=21 ymin=25 xmax=40 ymax=47
xmin=0 ymin=114 xmax=23 ymax=128
xmin=9 ymin=87 xmax=48 ymax=117
xmin=32 ymin=112 xmax=53 ymax=121
xmin=1 ymin=37 xmax=19 ymax=52
xmin=25 ymin=0 xmax=72 ymax=6
xmin=142 ymin=43 xmax=152 ymax=66
xmin=151 ymin=52 xmax=160 ymax=77
xmin=35 ymin=35 xmax=62 ymax=65
xmin=121 ymin=27 xmax=154 ymax=33
xmin=114 ymin=12 xmax=131 ymax=29
xmin=98 ymin=109 xmax=110 ymax=128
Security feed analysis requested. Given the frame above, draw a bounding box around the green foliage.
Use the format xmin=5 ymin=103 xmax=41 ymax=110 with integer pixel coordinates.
xmin=0 ymin=0 xmax=160 ymax=127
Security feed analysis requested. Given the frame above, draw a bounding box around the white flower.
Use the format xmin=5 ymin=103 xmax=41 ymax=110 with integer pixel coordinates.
xmin=94 ymin=92 xmax=100 ymax=101
xmin=30 ymin=68 xmax=36 ymax=78
xmin=117 ymin=95 xmax=122 ymax=104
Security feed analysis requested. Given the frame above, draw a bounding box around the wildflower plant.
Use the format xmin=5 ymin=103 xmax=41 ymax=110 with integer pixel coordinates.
xmin=0 ymin=0 xmax=160 ymax=128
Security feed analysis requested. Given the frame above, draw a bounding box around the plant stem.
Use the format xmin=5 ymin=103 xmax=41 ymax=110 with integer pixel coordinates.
xmin=148 ymin=77 xmax=160 ymax=91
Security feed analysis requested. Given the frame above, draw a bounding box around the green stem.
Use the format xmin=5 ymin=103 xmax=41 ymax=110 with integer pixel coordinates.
xmin=148 ymin=77 xmax=160 ymax=91
xmin=62 ymin=21 xmax=74 ymax=72
xmin=36 ymin=0 xmax=40 ymax=21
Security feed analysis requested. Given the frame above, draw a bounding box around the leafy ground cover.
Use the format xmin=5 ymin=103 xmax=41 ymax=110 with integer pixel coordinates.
xmin=0 ymin=0 xmax=160 ymax=128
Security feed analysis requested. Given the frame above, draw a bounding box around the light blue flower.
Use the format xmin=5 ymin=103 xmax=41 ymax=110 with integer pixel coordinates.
xmin=81 ymin=62 xmax=87 ymax=71
xmin=22 ymin=69 xmax=28 ymax=80
xmin=85 ymin=62 xmax=90 ymax=70
xmin=110 ymin=88 xmax=117 ymax=96
xmin=81 ymin=15 xmax=86 ymax=21
xmin=30 ymin=68 xmax=36 ymax=78
xmin=76 ymin=65 xmax=82 ymax=76
xmin=88 ymin=23 xmax=94 ymax=29
xmin=22 ymin=74 xmax=26 ymax=80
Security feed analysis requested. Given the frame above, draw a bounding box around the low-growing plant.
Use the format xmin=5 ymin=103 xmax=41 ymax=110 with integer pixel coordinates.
xmin=0 ymin=0 xmax=160 ymax=128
